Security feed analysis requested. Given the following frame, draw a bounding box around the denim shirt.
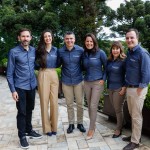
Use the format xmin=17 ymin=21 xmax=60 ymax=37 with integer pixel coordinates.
xmin=83 ymin=49 xmax=107 ymax=81
xmin=125 ymin=44 xmax=150 ymax=88
xmin=46 ymin=46 xmax=58 ymax=68
xmin=107 ymin=59 xmax=126 ymax=90
xmin=58 ymin=45 xmax=84 ymax=85
xmin=7 ymin=45 xmax=37 ymax=92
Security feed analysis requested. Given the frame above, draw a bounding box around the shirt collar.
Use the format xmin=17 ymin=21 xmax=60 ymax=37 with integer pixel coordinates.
xmin=128 ymin=44 xmax=140 ymax=52
xmin=19 ymin=44 xmax=31 ymax=52
xmin=64 ymin=45 xmax=75 ymax=51
xmin=46 ymin=46 xmax=55 ymax=53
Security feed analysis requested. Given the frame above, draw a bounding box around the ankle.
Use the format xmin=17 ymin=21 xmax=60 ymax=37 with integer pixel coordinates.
xmin=114 ymin=130 xmax=121 ymax=135
xmin=87 ymin=130 xmax=94 ymax=136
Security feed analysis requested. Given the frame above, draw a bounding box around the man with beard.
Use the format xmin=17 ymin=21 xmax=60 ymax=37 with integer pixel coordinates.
xmin=7 ymin=28 xmax=42 ymax=149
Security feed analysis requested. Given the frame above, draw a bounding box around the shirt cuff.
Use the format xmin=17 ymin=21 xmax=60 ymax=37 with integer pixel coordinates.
xmin=139 ymin=83 xmax=148 ymax=88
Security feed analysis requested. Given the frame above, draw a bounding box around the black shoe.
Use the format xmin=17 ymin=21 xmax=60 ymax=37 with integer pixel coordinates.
xmin=122 ymin=136 xmax=131 ymax=142
xmin=46 ymin=132 xmax=52 ymax=136
xmin=26 ymin=130 xmax=42 ymax=139
xmin=52 ymin=131 xmax=57 ymax=135
xmin=58 ymin=93 xmax=64 ymax=98
xmin=67 ymin=124 xmax=75 ymax=134
xmin=112 ymin=132 xmax=122 ymax=138
xmin=77 ymin=124 xmax=86 ymax=133
xmin=20 ymin=136 xmax=29 ymax=149
xmin=123 ymin=142 xmax=139 ymax=150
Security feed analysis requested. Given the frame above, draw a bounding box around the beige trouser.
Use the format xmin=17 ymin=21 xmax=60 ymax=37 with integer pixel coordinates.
xmin=62 ymin=82 xmax=84 ymax=124
xmin=126 ymin=87 xmax=148 ymax=144
xmin=84 ymin=80 xmax=104 ymax=130
xmin=108 ymin=88 xmax=125 ymax=130
xmin=38 ymin=68 xmax=59 ymax=133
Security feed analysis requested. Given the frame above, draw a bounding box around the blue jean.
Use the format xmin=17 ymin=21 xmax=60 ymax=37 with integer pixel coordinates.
xmin=16 ymin=87 xmax=35 ymax=139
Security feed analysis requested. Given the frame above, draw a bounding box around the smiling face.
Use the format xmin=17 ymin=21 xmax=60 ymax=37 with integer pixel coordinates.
xmin=44 ymin=32 xmax=52 ymax=45
xmin=18 ymin=31 xmax=32 ymax=49
xmin=112 ymin=46 xmax=121 ymax=60
xmin=64 ymin=34 xmax=75 ymax=50
xmin=85 ymin=36 xmax=94 ymax=50
xmin=126 ymin=31 xmax=138 ymax=49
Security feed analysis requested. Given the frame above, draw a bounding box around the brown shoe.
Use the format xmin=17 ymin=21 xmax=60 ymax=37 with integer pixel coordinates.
xmin=123 ymin=142 xmax=139 ymax=150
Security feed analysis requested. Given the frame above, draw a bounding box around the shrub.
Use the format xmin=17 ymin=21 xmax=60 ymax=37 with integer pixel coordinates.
xmin=144 ymin=84 xmax=150 ymax=109
xmin=56 ymin=68 xmax=61 ymax=79
xmin=1 ymin=58 xmax=8 ymax=67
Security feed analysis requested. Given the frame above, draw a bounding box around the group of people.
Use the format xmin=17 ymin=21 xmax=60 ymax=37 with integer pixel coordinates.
xmin=6 ymin=28 xmax=150 ymax=150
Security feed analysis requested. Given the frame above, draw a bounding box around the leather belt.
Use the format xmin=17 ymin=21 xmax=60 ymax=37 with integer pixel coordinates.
xmin=127 ymin=85 xmax=139 ymax=88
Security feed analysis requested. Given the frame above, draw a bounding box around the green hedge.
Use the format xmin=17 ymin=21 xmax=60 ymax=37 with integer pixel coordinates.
xmin=144 ymin=84 xmax=150 ymax=109
xmin=0 ymin=58 xmax=8 ymax=67
xmin=56 ymin=68 xmax=61 ymax=79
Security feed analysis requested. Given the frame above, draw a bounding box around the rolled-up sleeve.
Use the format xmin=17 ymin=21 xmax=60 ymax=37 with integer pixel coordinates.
xmin=139 ymin=52 xmax=150 ymax=88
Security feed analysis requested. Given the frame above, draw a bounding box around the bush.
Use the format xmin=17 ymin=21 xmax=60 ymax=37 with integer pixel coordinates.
xmin=100 ymin=83 xmax=150 ymax=110
xmin=34 ymin=70 xmax=38 ymax=77
xmin=56 ymin=68 xmax=61 ymax=79
xmin=144 ymin=84 xmax=150 ymax=109
xmin=1 ymin=58 xmax=8 ymax=67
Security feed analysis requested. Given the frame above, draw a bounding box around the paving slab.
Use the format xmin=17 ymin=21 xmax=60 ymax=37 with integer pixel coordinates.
xmin=0 ymin=75 xmax=150 ymax=150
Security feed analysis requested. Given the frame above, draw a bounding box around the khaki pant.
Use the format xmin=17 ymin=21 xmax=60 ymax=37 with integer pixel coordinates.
xmin=127 ymin=87 xmax=148 ymax=144
xmin=108 ymin=88 xmax=125 ymax=130
xmin=62 ymin=82 xmax=84 ymax=124
xmin=84 ymin=80 xmax=104 ymax=130
xmin=38 ymin=68 xmax=59 ymax=133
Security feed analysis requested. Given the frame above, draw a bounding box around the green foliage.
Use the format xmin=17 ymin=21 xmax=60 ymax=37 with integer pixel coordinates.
xmin=1 ymin=58 xmax=8 ymax=67
xmin=98 ymin=40 xmax=110 ymax=56
xmin=56 ymin=68 xmax=61 ymax=79
xmin=144 ymin=85 xmax=150 ymax=109
xmin=34 ymin=70 xmax=38 ymax=77
xmin=0 ymin=0 xmax=108 ymax=50
xmin=111 ymin=0 xmax=150 ymax=52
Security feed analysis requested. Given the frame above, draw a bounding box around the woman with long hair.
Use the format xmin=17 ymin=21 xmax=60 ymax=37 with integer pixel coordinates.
xmin=83 ymin=33 xmax=107 ymax=140
xmin=36 ymin=29 xmax=59 ymax=136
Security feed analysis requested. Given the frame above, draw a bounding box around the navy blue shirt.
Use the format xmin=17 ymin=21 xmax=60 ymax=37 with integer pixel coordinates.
xmin=83 ymin=49 xmax=107 ymax=81
xmin=107 ymin=59 xmax=126 ymax=90
xmin=58 ymin=45 xmax=84 ymax=85
xmin=7 ymin=45 xmax=37 ymax=93
xmin=46 ymin=46 xmax=58 ymax=68
xmin=125 ymin=44 xmax=150 ymax=88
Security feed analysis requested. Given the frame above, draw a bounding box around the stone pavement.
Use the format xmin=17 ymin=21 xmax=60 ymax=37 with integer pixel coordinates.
xmin=0 ymin=75 xmax=150 ymax=150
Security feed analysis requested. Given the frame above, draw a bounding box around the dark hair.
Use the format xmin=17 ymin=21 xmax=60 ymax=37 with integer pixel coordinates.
xmin=126 ymin=28 xmax=139 ymax=39
xmin=17 ymin=28 xmax=31 ymax=36
xmin=64 ymin=31 xmax=75 ymax=38
xmin=108 ymin=41 xmax=126 ymax=61
xmin=83 ymin=33 xmax=98 ymax=54
xmin=36 ymin=29 xmax=53 ymax=68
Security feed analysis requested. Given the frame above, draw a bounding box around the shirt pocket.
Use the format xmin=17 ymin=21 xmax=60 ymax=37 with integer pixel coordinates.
xmin=72 ymin=55 xmax=80 ymax=63
xmin=129 ymin=58 xmax=139 ymax=68
xmin=111 ymin=66 xmax=120 ymax=73
xmin=89 ymin=57 xmax=100 ymax=67
xmin=50 ymin=55 xmax=57 ymax=61
xmin=29 ymin=57 xmax=35 ymax=63
xmin=16 ymin=55 xmax=27 ymax=65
